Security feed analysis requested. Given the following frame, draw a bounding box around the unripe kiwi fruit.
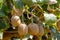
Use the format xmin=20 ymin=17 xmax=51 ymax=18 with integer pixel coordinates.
xmin=57 ymin=19 xmax=60 ymax=31
xmin=18 ymin=23 xmax=28 ymax=37
xmin=28 ymin=23 xmax=39 ymax=36
xmin=11 ymin=15 xmax=21 ymax=27
xmin=44 ymin=13 xmax=57 ymax=25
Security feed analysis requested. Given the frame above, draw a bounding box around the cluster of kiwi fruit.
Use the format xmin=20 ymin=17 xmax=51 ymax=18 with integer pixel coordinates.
xmin=10 ymin=6 xmax=45 ymax=40
xmin=10 ymin=3 xmax=60 ymax=40
xmin=11 ymin=14 xmax=44 ymax=40
xmin=10 ymin=4 xmax=60 ymax=40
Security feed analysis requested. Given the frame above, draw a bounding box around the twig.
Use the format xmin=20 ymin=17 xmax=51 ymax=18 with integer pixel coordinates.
xmin=26 ymin=10 xmax=39 ymax=21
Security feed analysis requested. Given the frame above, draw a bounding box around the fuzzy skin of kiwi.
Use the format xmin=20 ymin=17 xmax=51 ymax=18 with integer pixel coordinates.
xmin=28 ymin=23 xmax=39 ymax=36
xmin=11 ymin=15 xmax=21 ymax=27
xmin=18 ymin=23 xmax=28 ymax=37
xmin=37 ymin=26 xmax=44 ymax=37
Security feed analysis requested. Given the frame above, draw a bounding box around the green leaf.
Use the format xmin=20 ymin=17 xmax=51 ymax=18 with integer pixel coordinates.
xmin=0 ymin=0 xmax=3 ymax=9
xmin=0 ymin=0 xmax=3 ymax=3
xmin=13 ymin=0 xmax=23 ymax=9
xmin=0 ymin=19 xmax=9 ymax=31
xmin=57 ymin=0 xmax=60 ymax=3
xmin=2 ymin=4 xmax=11 ymax=15
xmin=40 ymin=0 xmax=49 ymax=4
xmin=0 ymin=10 xmax=6 ymax=17
xmin=21 ymin=0 xmax=34 ymax=7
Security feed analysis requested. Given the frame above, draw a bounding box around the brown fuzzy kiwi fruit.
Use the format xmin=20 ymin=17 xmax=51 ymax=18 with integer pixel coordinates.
xmin=28 ymin=23 xmax=39 ymax=36
xmin=11 ymin=15 xmax=21 ymax=27
xmin=18 ymin=23 xmax=28 ymax=37
xmin=37 ymin=26 xmax=44 ymax=37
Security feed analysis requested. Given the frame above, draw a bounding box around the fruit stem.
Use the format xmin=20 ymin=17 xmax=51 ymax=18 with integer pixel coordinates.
xmin=22 ymin=13 xmax=24 ymax=23
xmin=26 ymin=10 xmax=39 ymax=20
xmin=31 ymin=4 xmax=37 ymax=12
xmin=20 ymin=37 xmax=22 ymax=40
xmin=31 ymin=16 xmax=33 ymax=23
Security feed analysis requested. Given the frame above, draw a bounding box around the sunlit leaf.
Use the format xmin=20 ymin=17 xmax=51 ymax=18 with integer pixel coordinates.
xmin=0 ymin=0 xmax=3 ymax=9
